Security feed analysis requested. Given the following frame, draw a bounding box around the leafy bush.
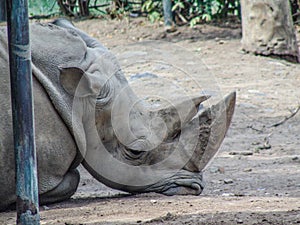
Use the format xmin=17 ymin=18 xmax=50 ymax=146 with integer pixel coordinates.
xmin=141 ymin=0 xmax=162 ymax=22
xmin=141 ymin=0 xmax=241 ymax=26
xmin=28 ymin=0 xmax=59 ymax=16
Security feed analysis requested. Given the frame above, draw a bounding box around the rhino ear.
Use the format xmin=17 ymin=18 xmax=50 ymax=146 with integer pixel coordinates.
xmin=59 ymin=66 xmax=97 ymax=97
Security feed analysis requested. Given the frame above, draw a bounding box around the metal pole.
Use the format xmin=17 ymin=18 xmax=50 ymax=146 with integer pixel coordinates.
xmin=163 ymin=0 xmax=173 ymax=28
xmin=0 ymin=0 xmax=7 ymax=21
xmin=6 ymin=0 xmax=40 ymax=224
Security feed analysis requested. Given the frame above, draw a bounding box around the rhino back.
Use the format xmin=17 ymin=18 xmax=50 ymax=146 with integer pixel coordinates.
xmin=30 ymin=23 xmax=87 ymax=84
xmin=0 ymin=25 xmax=78 ymax=210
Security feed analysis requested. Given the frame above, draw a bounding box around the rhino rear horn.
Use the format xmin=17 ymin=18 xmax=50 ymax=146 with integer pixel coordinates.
xmin=150 ymin=95 xmax=210 ymax=139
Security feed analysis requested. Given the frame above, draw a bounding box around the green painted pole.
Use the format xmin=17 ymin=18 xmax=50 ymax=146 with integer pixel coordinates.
xmin=0 ymin=0 xmax=7 ymax=21
xmin=6 ymin=0 xmax=40 ymax=224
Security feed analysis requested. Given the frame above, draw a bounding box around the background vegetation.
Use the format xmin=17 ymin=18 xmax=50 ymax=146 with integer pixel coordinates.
xmin=28 ymin=0 xmax=299 ymax=26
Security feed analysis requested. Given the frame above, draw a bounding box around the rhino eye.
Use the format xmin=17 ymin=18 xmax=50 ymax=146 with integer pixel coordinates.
xmin=96 ymin=81 xmax=113 ymax=109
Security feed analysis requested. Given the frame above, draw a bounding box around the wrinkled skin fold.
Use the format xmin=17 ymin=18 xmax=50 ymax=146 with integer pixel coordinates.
xmin=0 ymin=19 xmax=236 ymax=211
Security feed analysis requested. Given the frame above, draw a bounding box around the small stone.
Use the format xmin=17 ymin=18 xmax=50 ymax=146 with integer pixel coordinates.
xmin=218 ymin=167 xmax=225 ymax=173
xmin=195 ymin=47 xmax=201 ymax=52
xmin=237 ymin=219 xmax=244 ymax=224
xmin=243 ymin=168 xmax=252 ymax=172
xmin=165 ymin=212 xmax=173 ymax=220
xmin=222 ymin=192 xmax=234 ymax=197
xmin=292 ymin=156 xmax=299 ymax=161
xmin=164 ymin=25 xmax=177 ymax=33
xmin=209 ymin=167 xmax=219 ymax=173
xmin=257 ymin=143 xmax=272 ymax=150
xmin=234 ymin=193 xmax=245 ymax=197
xmin=42 ymin=205 xmax=49 ymax=210
xmin=150 ymin=199 xmax=157 ymax=204
xmin=240 ymin=151 xmax=253 ymax=156
xmin=229 ymin=151 xmax=253 ymax=156
xmin=224 ymin=178 xmax=234 ymax=184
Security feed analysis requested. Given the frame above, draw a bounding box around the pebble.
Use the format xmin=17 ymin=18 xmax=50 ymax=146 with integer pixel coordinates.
xmin=222 ymin=192 xmax=234 ymax=197
xmin=42 ymin=205 xmax=49 ymax=210
xmin=237 ymin=219 xmax=244 ymax=224
xmin=165 ymin=212 xmax=173 ymax=220
xmin=256 ymin=143 xmax=272 ymax=150
xmin=229 ymin=151 xmax=253 ymax=156
xmin=209 ymin=167 xmax=219 ymax=173
xmin=243 ymin=168 xmax=252 ymax=172
xmin=195 ymin=47 xmax=201 ymax=52
xmin=209 ymin=166 xmax=225 ymax=173
xmin=129 ymin=72 xmax=158 ymax=81
xmin=150 ymin=199 xmax=157 ymax=204
xmin=224 ymin=178 xmax=234 ymax=184
xmin=218 ymin=167 xmax=225 ymax=173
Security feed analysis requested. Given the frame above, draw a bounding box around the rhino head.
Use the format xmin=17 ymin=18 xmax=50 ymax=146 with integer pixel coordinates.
xmin=39 ymin=19 xmax=236 ymax=196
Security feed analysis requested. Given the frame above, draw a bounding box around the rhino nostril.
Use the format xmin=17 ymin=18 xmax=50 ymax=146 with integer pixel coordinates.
xmin=130 ymin=149 xmax=142 ymax=156
xmin=126 ymin=139 xmax=152 ymax=151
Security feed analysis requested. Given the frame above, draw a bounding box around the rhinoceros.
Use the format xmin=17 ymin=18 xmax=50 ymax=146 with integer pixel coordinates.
xmin=0 ymin=19 xmax=235 ymax=211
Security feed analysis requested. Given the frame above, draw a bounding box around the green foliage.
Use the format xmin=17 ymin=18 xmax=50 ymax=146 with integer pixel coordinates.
xmin=28 ymin=0 xmax=59 ymax=16
xmin=27 ymin=0 xmax=241 ymax=23
xmin=141 ymin=0 xmax=163 ymax=22
xmin=142 ymin=0 xmax=240 ymax=26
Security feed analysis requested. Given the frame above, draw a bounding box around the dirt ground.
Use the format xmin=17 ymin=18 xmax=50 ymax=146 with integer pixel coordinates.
xmin=1 ymin=17 xmax=300 ymax=224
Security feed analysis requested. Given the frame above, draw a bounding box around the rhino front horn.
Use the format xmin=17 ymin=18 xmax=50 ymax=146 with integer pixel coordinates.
xmin=184 ymin=91 xmax=236 ymax=172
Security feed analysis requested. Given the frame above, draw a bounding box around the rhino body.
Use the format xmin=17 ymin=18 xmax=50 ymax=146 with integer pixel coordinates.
xmin=0 ymin=19 xmax=235 ymax=211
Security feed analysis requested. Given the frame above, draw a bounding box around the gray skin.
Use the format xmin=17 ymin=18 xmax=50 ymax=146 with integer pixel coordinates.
xmin=0 ymin=19 xmax=236 ymax=211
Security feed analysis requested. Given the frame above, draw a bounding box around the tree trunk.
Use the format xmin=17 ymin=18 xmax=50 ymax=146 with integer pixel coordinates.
xmin=79 ymin=0 xmax=90 ymax=17
xmin=240 ymin=0 xmax=300 ymax=63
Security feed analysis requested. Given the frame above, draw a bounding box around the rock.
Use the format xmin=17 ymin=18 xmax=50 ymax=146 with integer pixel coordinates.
xmin=42 ymin=205 xmax=50 ymax=210
xmin=129 ymin=72 xmax=158 ymax=81
xmin=209 ymin=167 xmax=219 ymax=173
xmin=209 ymin=166 xmax=225 ymax=173
xmin=243 ymin=168 xmax=252 ymax=172
xmin=222 ymin=192 xmax=234 ymax=197
xmin=237 ymin=219 xmax=244 ymax=224
xmin=256 ymin=143 xmax=271 ymax=150
xmin=224 ymin=178 xmax=234 ymax=184
xmin=229 ymin=151 xmax=253 ymax=156
xmin=218 ymin=167 xmax=225 ymax=173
